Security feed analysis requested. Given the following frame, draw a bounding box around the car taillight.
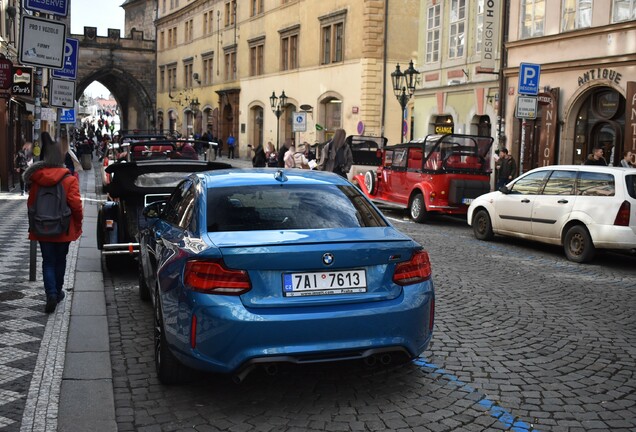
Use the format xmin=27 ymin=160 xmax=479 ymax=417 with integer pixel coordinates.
xmin=613 ymin=200 xmax=631 ymax=226
xmin=184 ymin=259 xmax=251 ymax=295
xmin=393 ymin=250 xmax=432 ymax=286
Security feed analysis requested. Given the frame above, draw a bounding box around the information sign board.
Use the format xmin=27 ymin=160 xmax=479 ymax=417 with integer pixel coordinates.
xmin=293 ymin=112 xmax=307 ymax=132
xmin=50 ymin=78 xmax=75 ymax=108
xmin=19 ymin=16 xmax=66 ymax=69
xmin=515 ymin=96 xmax=538 ymax=119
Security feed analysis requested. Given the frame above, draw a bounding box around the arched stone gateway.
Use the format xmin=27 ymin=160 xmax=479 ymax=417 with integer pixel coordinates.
xmin=74 ymin=27 xmax=156 ymax=131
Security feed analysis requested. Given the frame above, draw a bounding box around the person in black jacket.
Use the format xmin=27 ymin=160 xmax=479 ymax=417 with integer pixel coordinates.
xmin=252 ymin=143 xmax=266 ymax=167
xmin=583 ymin=147 xmax=607 ymax=166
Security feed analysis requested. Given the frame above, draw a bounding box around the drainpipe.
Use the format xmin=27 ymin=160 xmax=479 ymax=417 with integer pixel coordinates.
xmin=497 ymin=0 xmax=510 ymax=150
xmin=380 ymin=0 xmax=389 ymax=138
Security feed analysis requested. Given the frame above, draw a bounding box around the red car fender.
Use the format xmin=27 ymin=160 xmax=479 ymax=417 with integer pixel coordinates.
xmin=412 ymin=182 xmax=433 ymax=206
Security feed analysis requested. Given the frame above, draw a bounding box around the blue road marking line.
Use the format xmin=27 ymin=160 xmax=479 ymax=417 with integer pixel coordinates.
xmin=413 ymin=358 xmax=539 ymax=431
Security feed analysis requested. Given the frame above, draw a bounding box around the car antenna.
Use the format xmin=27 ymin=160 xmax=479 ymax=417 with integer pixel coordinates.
xmin=274 ymin=169 xmax=288 ymax=183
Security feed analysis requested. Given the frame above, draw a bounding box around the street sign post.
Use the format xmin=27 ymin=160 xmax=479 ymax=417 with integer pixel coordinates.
xmin=292 ymin=112 xmax=307 ymax=132
xmin=50 ymin=78 xmax=75 ymax=108
xmin=52 ymin=38 xmax=78 ymax=80
xmin=518 ymin=63 xmax=541 ymax=95
xmin=60 ymin=108 xmax=76 ymax=124
xmin=25 ymin=0 xmax=69 ymax=17
xmin=19 ymin=16 xmax=66 ymax=69
xmin=515 ymin=95 xmax=538 ymax=119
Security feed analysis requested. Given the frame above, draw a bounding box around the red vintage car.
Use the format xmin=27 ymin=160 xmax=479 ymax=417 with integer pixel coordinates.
xmin=354 ymin=134 xmax=494 ymax=222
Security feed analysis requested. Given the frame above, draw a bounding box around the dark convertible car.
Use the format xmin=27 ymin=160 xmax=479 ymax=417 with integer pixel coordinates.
xmin=97 ymin=140 xmax=230 ymax=271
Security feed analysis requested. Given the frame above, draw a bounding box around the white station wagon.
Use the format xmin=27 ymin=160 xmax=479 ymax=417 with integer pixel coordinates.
xmin=467 ymin=165 xmax=636 ymax=263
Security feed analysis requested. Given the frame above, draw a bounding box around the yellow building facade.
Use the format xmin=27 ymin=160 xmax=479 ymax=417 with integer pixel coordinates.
xmin=155 ymin=0 xmax=420 ymax=157
xmin=412 ymin=1 xmax=502 ymax=146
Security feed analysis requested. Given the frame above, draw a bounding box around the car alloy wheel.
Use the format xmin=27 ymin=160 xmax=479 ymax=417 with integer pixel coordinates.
xmin=154 ymin=289 xmax=192 ymax=384
xmin=409 ymin=193 xmax=428 ymax=223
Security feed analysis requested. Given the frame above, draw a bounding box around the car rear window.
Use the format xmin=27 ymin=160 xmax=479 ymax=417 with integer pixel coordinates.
xmin=577 ymin=171 xmax=615 ymax=196
xmin=206 ymin=184 xmax=388 ymax=232
xmin=134 ymin=172 xmax=192 ymax=188
xmin=625 ymin=174 xmax=636 ymax=199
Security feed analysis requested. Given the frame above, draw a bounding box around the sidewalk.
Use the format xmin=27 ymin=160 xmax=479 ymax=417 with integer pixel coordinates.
xmin=57 ymin=157 xmax=254 ymax=431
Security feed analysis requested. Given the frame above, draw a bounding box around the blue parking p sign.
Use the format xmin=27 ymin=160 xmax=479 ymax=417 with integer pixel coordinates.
xmin=52 ymin=38 xmax=78 ymax=80
xmin=518 ymin=63 xmax=541 ymax=95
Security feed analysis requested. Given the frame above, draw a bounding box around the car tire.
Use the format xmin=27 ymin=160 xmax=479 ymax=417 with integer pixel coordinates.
xmin=364 ymin=170 xmax=377 ymax=194
xmin=154 ymin=290 xmax=192 ymax=385
xmin=564 ymin=225 xmax=595 ymax=263
xmin=138 ymin=259 xmax=151 ymax=302
xmin=472 ymin=209 xmax=494 ymax=241
xmin=409 ymin=193 xmax=428 ymax=223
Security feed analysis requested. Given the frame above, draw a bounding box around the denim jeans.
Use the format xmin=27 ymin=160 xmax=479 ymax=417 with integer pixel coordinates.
xmin=39 ymin=241 xmax=70 ymax=299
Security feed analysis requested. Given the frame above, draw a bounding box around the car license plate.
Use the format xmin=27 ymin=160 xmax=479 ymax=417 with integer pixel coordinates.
xmin=462 ymin=198 xmax=474 ymax=205
xmin=283 ymin=270 xmax=367 ymax=297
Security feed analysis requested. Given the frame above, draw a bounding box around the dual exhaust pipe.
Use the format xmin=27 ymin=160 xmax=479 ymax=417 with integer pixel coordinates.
xmin=232 ymin=353 xmax=395 ymax=383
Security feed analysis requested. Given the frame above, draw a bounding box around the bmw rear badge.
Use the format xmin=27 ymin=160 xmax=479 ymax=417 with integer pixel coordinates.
xmin=322 ymin=253 xmax=334 ymax=266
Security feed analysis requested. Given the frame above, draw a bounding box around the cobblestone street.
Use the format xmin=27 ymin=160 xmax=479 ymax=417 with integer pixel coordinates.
xmin=104 ymin=206 xmax=636 ymax=432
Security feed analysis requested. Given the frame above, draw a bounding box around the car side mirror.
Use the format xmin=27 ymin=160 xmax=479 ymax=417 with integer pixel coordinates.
xmin=499 ymin=185 xmax=510 ymax=194
xmin=143 ymin=201 xmax=166 ymax=219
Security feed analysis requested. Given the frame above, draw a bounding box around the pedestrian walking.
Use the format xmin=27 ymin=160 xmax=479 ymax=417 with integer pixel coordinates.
xmin=583 ymin=147 xmax=607 ymax=166
xmin=496 ymin=148 xmax=517 ymax=189
xmin=227 ymin=133 xmax=236 ymax=159
xmin=317 ymin=129 xmax=353 ymax=178
xmin=278 ymin=139 xmax=291 ymax=167
xmin=14 ymin=141 xmax=33 ymax=195
xmin=24 ymin=132 xmax=83 ymax=313
xmin=252 ymin=142 xmax=266 ymax=167
xmin=265 ymin=141 xmax=278 ymax=167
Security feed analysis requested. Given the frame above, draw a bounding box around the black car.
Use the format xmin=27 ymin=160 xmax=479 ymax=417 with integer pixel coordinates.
xmin=97 ymin=140 xmax=231 ymax=271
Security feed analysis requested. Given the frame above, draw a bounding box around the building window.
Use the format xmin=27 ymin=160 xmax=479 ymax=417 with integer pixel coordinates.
xmin=562 ymin=0 xmax=592 ymax=31
xmin=319 ymin=11 xmax=346 ymax=65
xmin=167 ymin=26 xmax=177 ymax=48
xmin=224 ymin=48 xmax=236 ymax=81
xmin=612 ymin=0 xmax=636 ymax=22
xmin=184 ymin=19 xmax=193 ymax=42
xmin=159 ymin=30 xmax=165 ymax=50
xmin=162 ymin=0 xmax=166 ymax=13
xmin=449 ymin=0 xmax=466 ymax=59
xmin=476 ymin=0 xmax=484 ymax=53
xmin=203 ymin=11 xmax=213 ymax=34
xmin=167 ymin=64 xmax=177 ymax=90
xmin=249 ymin=38 xmax=265 ymax=76
xmin=520 ymin=0 xmax=545 ymax=38
xmin=225 ymin=1 xmax=236 ymax=27
xmin=183 ymin=61 xmax=193 ymax=88
xmin=425 ymin=3 xmax=440 ymax=63
xmin=159 ymin=66 xmax=165 ymax=92
xmin=251 ymin=0 xmax=263 ymax=16
xmin=202 ymin=54 xmax=214 ymax=85
xmin=280 ymin=26 xmax=299 ymax=71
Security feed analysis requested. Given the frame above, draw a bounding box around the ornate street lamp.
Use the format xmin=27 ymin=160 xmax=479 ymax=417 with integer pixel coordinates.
xmin=391 ymin=60 xmax=419 ymax=143
xmin=269 ymin=90 xmax=287 ymax=151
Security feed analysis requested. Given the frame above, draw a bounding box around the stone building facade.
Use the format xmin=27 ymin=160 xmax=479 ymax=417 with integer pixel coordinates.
xmin=155 ymin=0 xmax=420 ymax=157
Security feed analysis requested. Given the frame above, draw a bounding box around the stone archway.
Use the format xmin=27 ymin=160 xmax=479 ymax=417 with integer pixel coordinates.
xmin=75 ymin=28 xmax=156 ymax=132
